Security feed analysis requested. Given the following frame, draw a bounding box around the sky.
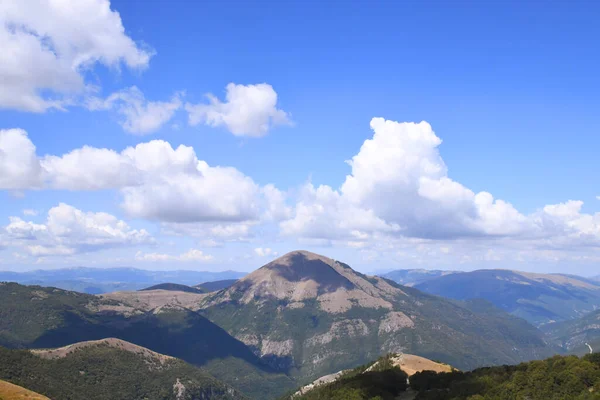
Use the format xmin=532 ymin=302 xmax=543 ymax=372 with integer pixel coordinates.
xmin=0 ymin=0 xmax=599 ymax=275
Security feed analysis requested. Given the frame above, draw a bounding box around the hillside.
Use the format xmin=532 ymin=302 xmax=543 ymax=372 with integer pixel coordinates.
xmin=414 ymin=269 xmax=600 ymax=326
xmin=0 ymin=380 xmax=49 ymax=400
xmin=0 ymin=339 xmax=245 ymax=400
xmin=140 ymin=283 xmax=207 ymax=294
xmin=199 ymin=251 xmax=553 ymax=383
xmin=0 ymin=282 xmax=294 ymax=399
xmin=197 ymin=279 xmax=239 ymax=292
xmin=291 ymin=352 xmax=600 ymax=400
xmin=381 ymin=269 xmax=460 ymax=287
xmin=294 ymin=353 xmax=453 ymax=397
xmin=542 ymin=308 xmax=600 ymax=355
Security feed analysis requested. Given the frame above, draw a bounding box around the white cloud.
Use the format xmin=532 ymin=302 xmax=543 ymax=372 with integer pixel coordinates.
xmin=87 ymin=86 xmax=182 ymax=134
xmin=254 ymin=247 xmax=278 ymax=257
xmin=4 ymin=203 xmax=152 ymax=256
xmin=185 ymin=83 xmax=291 ymax=137
xmin=281 ymin=118 xmax=600 ymax=252
xmin=280 ymin=182 xmax=399 ymax=241
xmin=0 ymin=0 xmax=152 ymax=112
xmin=0 ymin=129 xmax=43 ymax=189
xmin=162 ymin=222 xmax=254 ymax=244
xmin=5 ymin=130 xmax=273 ymax=223
xmin=135 ymin=248 xmax=214 ymax=262
xmin=22 ymin=209 xmax=38 ymax=216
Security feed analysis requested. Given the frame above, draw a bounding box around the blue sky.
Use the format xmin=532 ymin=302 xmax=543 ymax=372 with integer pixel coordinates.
xmin=0 ymin=0 xmax=599 ymax=274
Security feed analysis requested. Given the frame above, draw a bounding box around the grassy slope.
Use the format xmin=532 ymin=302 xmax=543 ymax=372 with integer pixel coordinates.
xmin=0 ymin=380 xmax=49 ymax=400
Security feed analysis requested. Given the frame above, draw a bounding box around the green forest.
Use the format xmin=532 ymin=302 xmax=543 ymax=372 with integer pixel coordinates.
xmin=292 ymin=353 xmax=600 ymax=400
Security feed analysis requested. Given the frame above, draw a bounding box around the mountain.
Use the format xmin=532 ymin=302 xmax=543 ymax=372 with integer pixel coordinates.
xmin=0 ymin=267 xmax=246 ymax=294
xmin=199 ymin=250 xmax=553 ymax=383
xmin=140 ymin=283 xmax=207 ymax=294
xmin=0 ymin=282 xmax=294 ymax=399
xmin=381 ymin=269 xmax=460 ymax=287
xmin=0 ymin=338 xmax=245 ymax=400
xmin=542 ymin=308 xmax=600 ymax=355
xmin=291 ymin=352 xmax=600 ymax=400
xmin=0 ymin=379 xmax=49 ymax=400
xmin=197 ymin=279 xmax=239 ymax=292
xmin=414 ymin=269 xmax=600 ymax=326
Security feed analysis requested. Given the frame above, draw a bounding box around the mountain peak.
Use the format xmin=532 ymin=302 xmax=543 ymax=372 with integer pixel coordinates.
xmin=206 ymin=251 xmax=405 ymax=313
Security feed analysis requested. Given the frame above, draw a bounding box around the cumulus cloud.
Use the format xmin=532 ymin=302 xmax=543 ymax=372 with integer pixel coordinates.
xmin=2 ymin=129 xmax=281 ymax=224
xmin=254 ymin=247 xmax=278 ymax=257
xmin=87 ymin=86 xmax=182 ymax=134
xmin=281 ymin=118 xmax=600 ymax=251
xmin=185 ymin=83 xmax=291 ymax=137
xmin=135 ymin=248 xmax=213 ymax=262
xmin=0 ymin=0 xmax=152 ymax=112
xmin=4 ymin=203 xmax=152 ymax=256
xmin=22 ymin=209 xmax=38 ymax=216
xmin=0 ymin=129 xmax=43 ymax=189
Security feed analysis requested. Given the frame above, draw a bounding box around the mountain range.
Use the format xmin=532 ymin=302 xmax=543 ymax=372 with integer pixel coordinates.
xmin=1 ymin=250 xmax=563 ymax=399
xmin=0 ymin=267 xmax=246 ymax=294
xmin=407 ymin=269 xmax=600 ymax=326
xmin=197 ymin=251 xmax=553 ymax=381
xmin=380 ymin=269 xmax=460 ymax=287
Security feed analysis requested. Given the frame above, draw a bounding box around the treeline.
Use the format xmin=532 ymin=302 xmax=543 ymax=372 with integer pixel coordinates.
xmin=292 ymin=353 xmax=600 ymax=400
xmin=291 ymin=355 xmax=409 ymax=400
xmin=412 ymin=353 xmax=600 ymax=400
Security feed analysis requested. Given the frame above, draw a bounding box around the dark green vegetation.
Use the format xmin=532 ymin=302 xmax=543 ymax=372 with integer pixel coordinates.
xmin=0 ymin=267 xmax=245 ymax=294
xmin=542 ymin=308 xmax=600 ymax=355
xmin=197 ymin=279 xmax=238 ymax=292
xmin=414 ymin=269 xmax=600 ymax=326
xmin=0 ymin=342 xmax=245 ymax=400
xmin=201 ymin=252 xmax=554 ymax=384
xmin=381 ymin=269 xmax=460 ymax=287
xmin=292 ymin=355 xmax=409 ymax=400
xmin=291 ymin=353 xmax=600 ymax=400
xmin=0 ymin=282 xmax=294 ymax=399
xmin=411 ymin=353 xmax=600 ymax=399
xmin=140 ymin=283 xmax=207 ymax=294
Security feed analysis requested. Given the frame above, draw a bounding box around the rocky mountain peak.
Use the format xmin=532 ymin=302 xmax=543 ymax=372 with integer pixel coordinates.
xmin=207 ymin=250 xmax=406 ymax=313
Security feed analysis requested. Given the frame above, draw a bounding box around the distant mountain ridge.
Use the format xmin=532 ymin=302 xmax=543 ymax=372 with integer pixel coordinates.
xmin=414 ymin=269 xmax=600 ymax=326
xmin=381 ymin=269 xmax=461 ymax=286
xmin=0 ymin=267 xmax=246 ymax=294
xmin=140 ymin=283 xmax=207 ymax=294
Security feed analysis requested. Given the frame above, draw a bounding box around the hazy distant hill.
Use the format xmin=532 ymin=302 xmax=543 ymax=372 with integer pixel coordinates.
xmin=197 ymin=279 xmax=239 ymax=292
xmin=140 ymin=283 xmax=207 ymax=294
xmin=415 ymin=269 xmax=600 ymax=326
xmin=0 ymin=338 xmax=245 ymax=400
xmin=381 ymin=269 xmax=460 ymax=286
xmin=0 ymin=282 xmax=294 ymax=399
xmin=199 ymin=251 xmax=552 ymax=383
xmin=542 ymin=308 xmax=600 ymax=355
xmin=0 ymin=267 xmax=246 ymax=294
